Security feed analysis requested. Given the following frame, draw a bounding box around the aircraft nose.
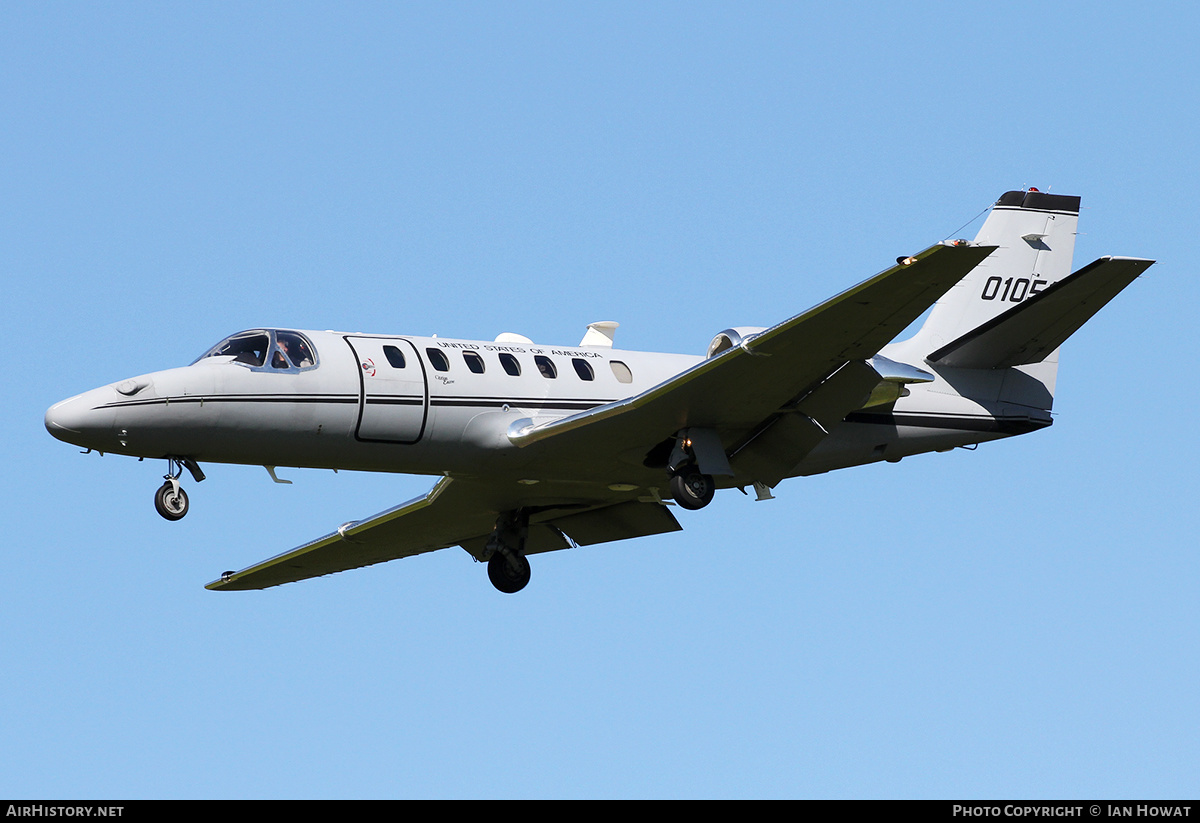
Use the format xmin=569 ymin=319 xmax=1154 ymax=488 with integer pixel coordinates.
xmin=45 ymin=395 xmax=86 ymax=436
xmin=44 ymin=390 xmax=117 ymax=448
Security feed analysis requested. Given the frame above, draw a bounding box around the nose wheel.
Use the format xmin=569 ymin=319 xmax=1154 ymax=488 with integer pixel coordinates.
xmin=153 ymin=458 xmax=202 ymax=521
xmin=154 ymin=479 xmax=189 ymax=521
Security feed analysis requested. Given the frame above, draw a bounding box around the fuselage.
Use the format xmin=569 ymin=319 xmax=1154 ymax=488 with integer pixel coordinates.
xmin=44 ymin=328 xmax=700 ymax=480
xmin=45 ymin=326 xmax=1041 ymax=491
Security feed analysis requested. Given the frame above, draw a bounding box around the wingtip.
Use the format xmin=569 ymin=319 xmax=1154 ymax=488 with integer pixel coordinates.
xmin=204 ymin=570 xmax=238 ymax=591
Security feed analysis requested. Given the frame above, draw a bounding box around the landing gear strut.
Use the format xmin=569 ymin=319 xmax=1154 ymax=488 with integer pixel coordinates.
xmin=483 ymin=510 xmax=532 ymax=593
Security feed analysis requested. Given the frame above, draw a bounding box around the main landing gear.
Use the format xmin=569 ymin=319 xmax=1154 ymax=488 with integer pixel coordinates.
xmin=153 ymin=458 xmax=205 ymax=521
xmin=669 ymin=465 xmax=715 ymax=510
xmin=666 ymin=431 xmax=719 ymax=510
xmin=483 ymin=510 xmax=532 ymax=594
xmin=488 ymin=551 xmax=531 ymax=594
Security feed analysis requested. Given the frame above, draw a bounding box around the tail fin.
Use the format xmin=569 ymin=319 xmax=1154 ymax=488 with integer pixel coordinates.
xmin=904 ymin=189 xmax=1081 ymax=357
xmin=888 ymin=189 xmax=1152 ymax=416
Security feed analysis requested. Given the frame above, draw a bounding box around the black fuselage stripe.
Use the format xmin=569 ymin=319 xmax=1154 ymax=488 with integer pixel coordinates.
xmin=101 ymin=395 xmax=357 ymax=409
xmin=100 ymin=394 xmax=613 ymax=412
xmin=100 ymin=397 xmax=1043 ymax=431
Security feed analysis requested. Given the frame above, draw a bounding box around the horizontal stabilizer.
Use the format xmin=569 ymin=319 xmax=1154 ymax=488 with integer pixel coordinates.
xmin=926 ymin=256 xmax=1154 ymax=369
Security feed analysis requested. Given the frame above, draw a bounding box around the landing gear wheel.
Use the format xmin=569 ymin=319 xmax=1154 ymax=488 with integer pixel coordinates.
xmin=670 ymin=467 xmax=715 ymax=510
xmin=488 ymin=551 xmax=531 ymax=594
xmin=154 ymin=481 xmax=189 ymax=521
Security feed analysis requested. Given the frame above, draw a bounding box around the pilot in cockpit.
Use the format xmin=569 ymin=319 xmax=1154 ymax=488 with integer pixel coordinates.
xmin=277 ymin=333 xmax=314 ymax=368
xmin=292 ymin=341 xmax=313 ymax=367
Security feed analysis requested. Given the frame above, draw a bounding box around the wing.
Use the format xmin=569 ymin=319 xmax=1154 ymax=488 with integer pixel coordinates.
xmin=509 ymin=241 xmax=995 ymax=484
xmin=206 ymin=476 xmax=680 ymax=591
xmin=208 ymin=241 xmax=991 ymax=591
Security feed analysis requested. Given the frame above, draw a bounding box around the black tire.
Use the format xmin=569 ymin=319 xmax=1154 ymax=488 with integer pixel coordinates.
xmin=154 ymin=482 xmax=189 ymax=521
xmin=488 ymin=552 xmax=531 ymax=594
xmin=670 ymin=468 xmax=715 ymax=510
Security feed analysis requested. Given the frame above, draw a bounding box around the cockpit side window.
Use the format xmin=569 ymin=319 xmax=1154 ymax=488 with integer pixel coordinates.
xmin=276 ymin=331 xmax=316 ymax=369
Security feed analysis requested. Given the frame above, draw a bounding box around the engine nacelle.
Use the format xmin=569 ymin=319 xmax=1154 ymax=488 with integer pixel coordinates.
xmin=861 ymin=354 xmax=936 ymax=408
xmin=707 ymin=327 xmax=767 ymax=358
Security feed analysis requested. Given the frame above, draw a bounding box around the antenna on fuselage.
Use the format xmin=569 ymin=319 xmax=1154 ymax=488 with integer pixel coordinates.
xmin=579 ymin=321 xmax=618 ymax=348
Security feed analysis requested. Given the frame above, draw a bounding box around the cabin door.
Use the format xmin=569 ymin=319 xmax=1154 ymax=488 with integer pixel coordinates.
xmin=344 ymin=336 xmax=428 ymax=444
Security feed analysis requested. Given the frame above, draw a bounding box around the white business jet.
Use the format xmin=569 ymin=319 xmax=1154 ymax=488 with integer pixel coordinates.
xmin=45 ymin=189 xmax=1152 ymax=593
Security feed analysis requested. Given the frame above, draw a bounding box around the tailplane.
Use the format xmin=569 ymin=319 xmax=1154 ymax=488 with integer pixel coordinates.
xmin=926 ymin=256 xmax=1153 ymax=369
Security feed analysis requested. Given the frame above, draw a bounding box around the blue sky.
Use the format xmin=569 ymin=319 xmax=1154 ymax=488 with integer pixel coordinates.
xmin=4 ymin=1 xmax=1197 ymax=798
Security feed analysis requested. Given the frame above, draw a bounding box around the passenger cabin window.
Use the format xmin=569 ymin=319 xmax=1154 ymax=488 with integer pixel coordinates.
xmin=426 ymin=348 xmax=450 ymax=372
xmin=463 ymin=351 xmax=485 ymax=374
xmin=383 ymin=345 xmax=406 ymax=369
xmin=610 ymin=360 xmax=633 ymax=383
xmin=572 ymin=358 xmax=595 ymax=381
xmin=499 ymin=353 xmax=521 ymax=376
xmin=535 ymin=355 xmax=557 ymax=378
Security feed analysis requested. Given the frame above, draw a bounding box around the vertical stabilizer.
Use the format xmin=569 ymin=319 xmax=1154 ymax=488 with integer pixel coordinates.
xmin=903 ymin=189 xmax=1080 ymax=358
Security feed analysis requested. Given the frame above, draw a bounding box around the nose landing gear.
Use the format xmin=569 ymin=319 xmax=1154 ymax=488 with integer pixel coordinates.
xmin=153 ymin=458 xmax=205 ymax=521
xmin=155 ymin=478 xmax=189 ymax=521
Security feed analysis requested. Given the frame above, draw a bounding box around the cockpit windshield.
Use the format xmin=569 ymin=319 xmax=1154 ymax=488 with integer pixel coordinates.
xmin=195 ymin=330 xmax=319 ymax=371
